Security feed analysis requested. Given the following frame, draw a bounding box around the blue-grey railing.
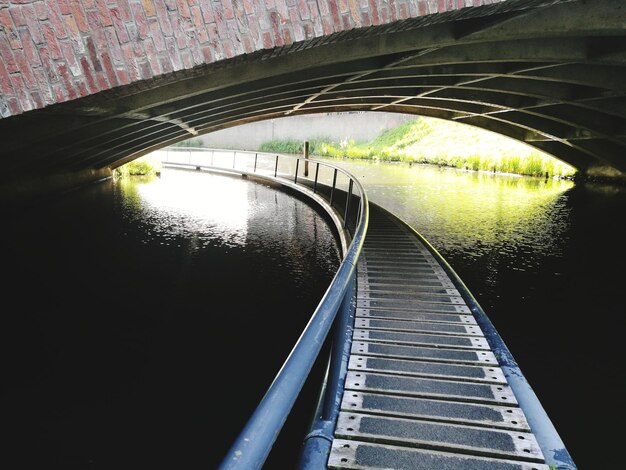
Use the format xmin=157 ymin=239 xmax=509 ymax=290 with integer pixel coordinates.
xmin=159 ymin=147 xmax=369 ymax=469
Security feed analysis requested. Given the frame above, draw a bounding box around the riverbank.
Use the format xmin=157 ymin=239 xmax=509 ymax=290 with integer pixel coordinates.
xmin=259 ymin=117 xmax=577 ymax=180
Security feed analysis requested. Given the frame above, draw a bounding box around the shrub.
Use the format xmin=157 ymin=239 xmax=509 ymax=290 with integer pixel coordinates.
xmin=114 ymin=154 xmax=161 ymax=178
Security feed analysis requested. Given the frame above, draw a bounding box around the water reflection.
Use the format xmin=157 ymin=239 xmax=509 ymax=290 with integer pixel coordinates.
xmin=117 ymin=170 xmax=250 ymax=249
xmin=322 ymin=159 xmax=573 ymax=276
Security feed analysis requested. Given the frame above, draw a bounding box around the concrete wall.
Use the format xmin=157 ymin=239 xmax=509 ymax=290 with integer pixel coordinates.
xmin=200 ymin=111 xmax=416 ymax=150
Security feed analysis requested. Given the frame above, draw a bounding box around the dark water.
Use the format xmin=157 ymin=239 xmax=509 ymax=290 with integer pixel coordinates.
xmin=321 ymin=158 xmax=626 ymax=469
xmin=1 ymin=169 xmax=341 ymax=469
xmin=4 ymin=161 xmax=624 ymax=469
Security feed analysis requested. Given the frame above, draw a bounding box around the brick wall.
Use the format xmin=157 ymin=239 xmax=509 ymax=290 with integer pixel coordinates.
xmin=0 ymin=0 xmax=503 ymax=118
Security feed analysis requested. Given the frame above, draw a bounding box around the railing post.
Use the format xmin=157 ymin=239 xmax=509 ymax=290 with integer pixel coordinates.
xmin=304 ymin=140 xmax=309 ymax=177
xmin=274 ymin=155 xmax=279 ymax=177
xmin=211 ymin=150 xmax=214 ymax=166
xmin=294 ymin=159 xmax=300 ymax=184
xmin=343 ymin=179 xmax=353 ymax=229
xmin=233 ymin=151 xmax=236 ymax=169
xmin=254 ymin=153 xmax=258 ymax=173
xmin=314 ymin=163 xmax=320 ymax=193
xmin=329 ymin=168 xmax=338 ymax=206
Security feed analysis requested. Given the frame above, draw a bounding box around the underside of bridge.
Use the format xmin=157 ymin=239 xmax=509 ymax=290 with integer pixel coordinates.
xmin=1 ymin=0 xmax=625 ymax=209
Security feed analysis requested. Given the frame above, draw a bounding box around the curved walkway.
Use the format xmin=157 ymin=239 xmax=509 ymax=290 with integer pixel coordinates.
xmin=327 ymin=204 xmax=558 ymax=470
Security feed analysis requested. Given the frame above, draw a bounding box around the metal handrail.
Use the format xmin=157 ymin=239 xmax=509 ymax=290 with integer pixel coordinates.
xmin=159 ymin=147 xmax=369 ymax=469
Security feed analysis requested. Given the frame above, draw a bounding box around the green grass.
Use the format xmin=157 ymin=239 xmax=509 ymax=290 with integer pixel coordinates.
xmin=260 ymin=138 xmax=306 ymax=154
xmin=260 ymin=117 xmax=577 ymax=179
xmin=114 ymin=154 xmax=162 ymax=177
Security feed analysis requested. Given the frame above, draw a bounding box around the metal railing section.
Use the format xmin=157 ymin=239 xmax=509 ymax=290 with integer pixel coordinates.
xmin=159 ymin=147 xmax=369 ymax=469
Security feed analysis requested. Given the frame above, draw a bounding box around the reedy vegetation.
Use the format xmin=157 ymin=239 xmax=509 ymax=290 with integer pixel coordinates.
xmin=113 ymin=138 xmax=202 ymax=176
xmin=260 ymin=117 xmax=577 ymax=178
xmin=117 ymin=117 xmax=577 ymax=179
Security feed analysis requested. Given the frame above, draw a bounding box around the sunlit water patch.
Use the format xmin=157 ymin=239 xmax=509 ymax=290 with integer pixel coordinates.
xmin=2 ymin=168 xmax=342 ymax=469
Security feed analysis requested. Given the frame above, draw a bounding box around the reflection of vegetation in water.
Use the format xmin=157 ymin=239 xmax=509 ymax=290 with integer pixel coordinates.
xmin=260 ymin=117 xmax=577 ymax=179
xmin=112 ymin=171 xmax=158 ymax=219
xmin=424 ymin=172 xmax=572 ymax=261
xmin=330 ymin=159 xmax=574 ymax=271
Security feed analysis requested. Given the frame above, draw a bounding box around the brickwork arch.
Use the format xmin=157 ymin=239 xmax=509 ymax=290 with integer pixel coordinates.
xmin=0 ymin=0 xmax=506 ymax=117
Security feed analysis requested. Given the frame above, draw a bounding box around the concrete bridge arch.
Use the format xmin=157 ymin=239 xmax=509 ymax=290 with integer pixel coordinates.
xmin=1 ymin=0 xmax=625 ymax=208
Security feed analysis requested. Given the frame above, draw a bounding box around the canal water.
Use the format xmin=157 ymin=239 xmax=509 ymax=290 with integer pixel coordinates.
xmin=3 ymin=160 xmax=623 ymax=469
xmin=2 ymin=169 xmax=342 ymax=469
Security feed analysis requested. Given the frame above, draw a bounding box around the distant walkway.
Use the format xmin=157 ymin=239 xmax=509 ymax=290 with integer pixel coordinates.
xmin=327 ymin=204 xmax=550 ymax=469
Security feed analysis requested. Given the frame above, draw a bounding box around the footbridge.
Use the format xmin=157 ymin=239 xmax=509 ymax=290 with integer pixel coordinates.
xmin=0 ymin=1 xmax=613 ymax=467
xmin=159 ymin=147 xmax=575 ymax=469
xmin=1 ymin=0 xmax=626 ymax=209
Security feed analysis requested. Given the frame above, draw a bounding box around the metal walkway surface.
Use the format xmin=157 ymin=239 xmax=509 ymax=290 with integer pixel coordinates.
xmin=327 ymin=205 xmax=550 ymax=470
